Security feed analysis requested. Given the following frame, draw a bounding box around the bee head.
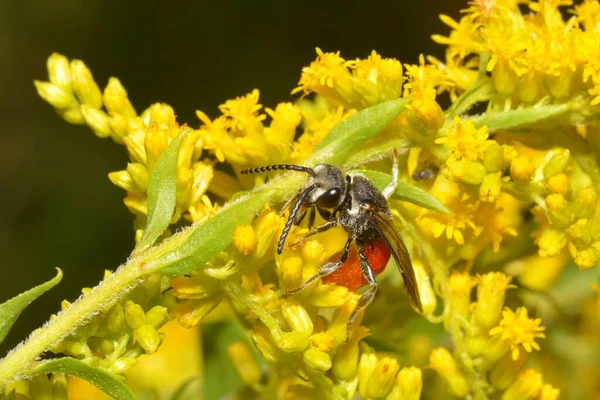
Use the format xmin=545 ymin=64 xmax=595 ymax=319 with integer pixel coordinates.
xmin=308 ymin=164 xmax=346 ymax=209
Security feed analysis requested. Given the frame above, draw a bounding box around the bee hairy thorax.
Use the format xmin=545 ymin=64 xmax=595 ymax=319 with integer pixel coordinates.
xmin=338 ymin=175 xmax=391 ymax=241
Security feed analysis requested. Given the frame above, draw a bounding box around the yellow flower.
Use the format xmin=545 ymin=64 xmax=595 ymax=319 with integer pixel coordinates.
xmin=435 ymin=117 xmax=490 ymax=161
xmin=489 ymin=307 xmax=546 ymax=360
xmin=233 ymin=225 xmax=257 ymax=256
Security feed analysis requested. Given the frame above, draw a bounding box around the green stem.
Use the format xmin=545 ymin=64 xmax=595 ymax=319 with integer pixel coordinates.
xmin=0 ymin=259 xmax=147 ymax=388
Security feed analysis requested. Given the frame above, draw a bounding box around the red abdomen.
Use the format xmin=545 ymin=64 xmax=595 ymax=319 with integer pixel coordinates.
xmin=322 ymin=238 xmax=391 ymax=291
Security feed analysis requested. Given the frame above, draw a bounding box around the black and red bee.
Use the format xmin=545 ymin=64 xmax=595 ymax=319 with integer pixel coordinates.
xmin=241 ymin=151 xmax=422 ymax=333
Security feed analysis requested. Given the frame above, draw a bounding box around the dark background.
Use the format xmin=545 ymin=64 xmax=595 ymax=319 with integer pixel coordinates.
xmin=0 ymin=0 xmax=464 ymax=354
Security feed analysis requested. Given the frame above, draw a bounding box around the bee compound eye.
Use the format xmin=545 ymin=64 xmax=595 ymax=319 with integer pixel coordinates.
xmin=318 ymin=188 xmax=342 ymax=208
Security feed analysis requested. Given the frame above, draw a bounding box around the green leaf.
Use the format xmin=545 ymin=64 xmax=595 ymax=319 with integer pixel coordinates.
xmin=135 ymin=127 xmax=191 ymax=255
xmin=34 ymin=358 xmax=135 ymax=400
xmin=0 ymin=268 xmax=62 ymax=345
xmin=202 ymin=320 xmax=252 ymax=399
xmin=471 ymin=103 xmax=570 ymax=132
xmin=351 ymin=170 xmax=451 ymax=214
xmin=158 ymin=189 xmax=276 ymax=276
xmin=307 ymin=98 xmax=408 ymax=166
xmin=171 ymin=377 xmax=202 ymax=400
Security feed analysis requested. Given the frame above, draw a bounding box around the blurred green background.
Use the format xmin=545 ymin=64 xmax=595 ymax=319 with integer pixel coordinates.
xmin=0 ymin=0 xmax=463 ymax=355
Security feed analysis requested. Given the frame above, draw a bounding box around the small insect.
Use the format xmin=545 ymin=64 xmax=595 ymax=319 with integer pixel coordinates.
xmin=241 ymin=151 xmax=423 ymax=334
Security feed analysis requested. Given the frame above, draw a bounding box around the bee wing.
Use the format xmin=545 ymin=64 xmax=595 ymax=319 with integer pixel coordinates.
xmin=368 ymin=212 xmax=423 ymax=313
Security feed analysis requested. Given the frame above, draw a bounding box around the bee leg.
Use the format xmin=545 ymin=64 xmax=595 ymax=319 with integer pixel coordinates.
xmin=317 ymin=207 xmax=332 ymax=221
xmin=307 ymin=206 xmax=316 ymax=228
xmin=278 ymin=184 xmax=316 ymax=254
xmin=382 ymin=148 xmax=399 ymax=199
xmin=346 ymin=243 xmax=378 ymax=339
xmin=293 ymin=220 xmax=337 ymax=246
xmin=286 ymin=237 xmax=352 ymax=294
xmin=294 ymin=207 xmax=308 ymax=225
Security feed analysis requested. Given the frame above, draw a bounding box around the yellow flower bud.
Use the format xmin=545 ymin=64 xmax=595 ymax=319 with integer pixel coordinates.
xmin=537 ymin=227 xmax=567 ymax=257
xmin=144 ymin=103 xmax=176 ymax=130
xmin=446 ymin=159 xmax=486 ymax=185
xmin=572 ymin=187 xmax=598 ymax=219
xmin=546 ymin=173 xmax=568 ymax=194
xmin=413 ymin=263 xmax=436 ymax=316
xmin=574 ymin=244 xmax=600 ymax=269
xmin=228 ymin=341 xmax=262 ymax=385
xmin=491 ymin=58 xmax=518 ymax=95
xmin=50 ymin=373 xmax=68 ymax=400
xmin=501 ymin=368 xmax=543 ymax=400
xmin=47 ymin=53 xmax=72 ymax=90
xmin=429 ymin=347 xmax=470 ymax=397
xmin=81 ymin=105 xmax=112 ymax=138
xmin=308 ymin=284 xmax=351 ymax=308
xmin=332 ymin=326 xmax=370 ymax=380
xmin=480 ymin=172 xmax=502 ymax=203
xmin=57 ymin=106 xmax=85 ymax=124
xmin=302 ymin=346 xmax=332 ymax=371
xmin=110 ymin=357 xmax=138 ymax=374
xmin=327 ymin=298 xmax=359 ymax=343
xmin=484 ymin=142 xmax=504 ymax=172
xmin=545 ymin=67 xmax=574 ymax=99
xmin=510 ymin=157 xmax=534 ymax=182
xmin=29 ymin=374 xmax=52 ymax=400
xmin=123 ymin=125 xmax=147 ymax=164
xmin=538 ymin=384 xmax=560 ymax=400
xmin=276 ymin=331 xmax=309 ymax=353
xmin=365 ymin=357 xmax=400 ymax=398
xmin=127 ymin=163 xmax=149 ymax=192
xmin=516 ymin=71 xmax=540 ymax=103
xmin=124 ymin=300 xmax=146 ymax=329
xmin=546 ymin=194 xmax=573 ymax=228
xmin=406 ymin=98 xmax=445 ymax=134
xmin=106 ymin=303 xmax=125 ymax=333
xmin=445 ymin=272 xmax=476 ymax=330
xmin=173 ymin=295 xmax=223 ymax=328
xmin=358 ymin=352 xmax=378 ymax=399
xmin=108 ymin=170 xmax=137 ymax=192
xmin=99 ymin=338 xmax=115 ymax=354
xmin=301 ymin=239 xmax=326 ymax=264
xmin=516 ymin=253 xmax=568 ymax=290
xmin=542 ymin=149 xmax=570 ymax=178
xmin=34 ymin=81 xmax=77 ymax=109
xmin=70 ymin=59 xmax=103 ymax=109
xmin=281 ymin=256 xmax=304 ymax=290
xmin=145 ymin=305 xmax=169 ymax=328
xmin=385 ymin=366 xmax=422 ymax=400
xmin=233 ymin=225 xmax=257 ymax=256
xmin=103 ymin=77 xmax=136 ymax=118
xmin=490 ymin=350 xmax=527 ymax=390
xmin=135 ymin=324 xmax=161 ymax=354
xmin=251 ymin=327 xmax=281 ymax=363
xmin=474 ymin=272 xmax=514 ymax=329
xmin=281 ymin=299 xmax=314 ymax=335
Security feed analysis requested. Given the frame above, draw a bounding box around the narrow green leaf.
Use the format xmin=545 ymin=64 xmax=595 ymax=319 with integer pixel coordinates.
xmin=307 ymin=98 xmax=408 ymax=166
xmin=471 ymin=103 xmax=570 ymax=132
xmin=158 ymin=189 xmax=277 ymax=276
xmin=351 ymin=170 xmax=451 ymax=215
xmin=202 ymin=320 xmax=250 ymax=399
xmin=135 ymin=127 xmax=191 ymax=254
xmin=171 ymin=377 xmax=201 ymax=400
xmin=34 ymin=358 xmax=135 ymax=400
xmin=0 ymin=268 xmax=62 ymax=344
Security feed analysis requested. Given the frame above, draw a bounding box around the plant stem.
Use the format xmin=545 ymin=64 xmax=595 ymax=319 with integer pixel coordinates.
xmin=0 ymin=258 xmax=147 ymax=388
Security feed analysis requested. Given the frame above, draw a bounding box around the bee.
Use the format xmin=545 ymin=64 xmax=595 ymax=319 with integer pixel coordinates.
xmin=241 ymin=151 xmax=422 ymax=334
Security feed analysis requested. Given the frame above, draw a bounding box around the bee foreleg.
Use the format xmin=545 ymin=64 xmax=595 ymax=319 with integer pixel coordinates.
xmin=347 ymin=243 xmax=378 ymax=339
xmin=382 ymin=148 xmax=399 ymax=199
xmin=278 ymin=184 xmax=316 ymax=254
xmin=285 ymin=237 xmax=352 ymax=294
xmin=293 ymin=220 xmax=338 ymax=246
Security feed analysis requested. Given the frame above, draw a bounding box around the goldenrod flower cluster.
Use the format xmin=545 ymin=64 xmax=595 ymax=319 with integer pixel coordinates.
xmin=4 ymin=0 xmax=600 ymax=399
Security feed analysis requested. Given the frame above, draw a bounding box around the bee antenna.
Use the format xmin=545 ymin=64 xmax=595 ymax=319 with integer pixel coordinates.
xmin=241 ymin=165 xmax=315 ymax=176
xmin=277 ymin=184 xmax=316 ymax=254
